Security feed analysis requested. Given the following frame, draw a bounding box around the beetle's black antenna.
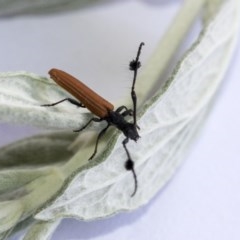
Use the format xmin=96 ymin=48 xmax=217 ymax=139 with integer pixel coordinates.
xmin=129 ymin=42 xmax=145 ymax=127
xmin=123 ymin=137 xmax=138 ymax=197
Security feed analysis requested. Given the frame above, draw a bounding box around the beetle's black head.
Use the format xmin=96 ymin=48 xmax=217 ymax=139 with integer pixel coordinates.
xmin=124 ymin=123 xmax=140 ymax=142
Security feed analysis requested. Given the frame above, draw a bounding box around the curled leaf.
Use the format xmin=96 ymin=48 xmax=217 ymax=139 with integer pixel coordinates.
xmin=22 ymin=220 xmax=61 ymax=240
xmin=0 ymin=72 xmax=91 ymax=130
xmin=0 ymin=200 xmax=23 ymax=233
xmin=34 ymin=0 xmax=240 ymax=221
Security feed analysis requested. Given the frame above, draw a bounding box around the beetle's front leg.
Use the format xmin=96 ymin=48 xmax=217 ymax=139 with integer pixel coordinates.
xmin=116 ymin=106 xmax=133 ymax=116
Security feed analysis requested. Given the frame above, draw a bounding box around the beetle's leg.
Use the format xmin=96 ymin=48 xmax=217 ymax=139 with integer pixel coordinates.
xmin=89 ymin=124 xmax=110 ymax=160
xmin=116 ymin=106 xmax=129 ymax=113
xmin=73 ymin=117 xmax=103 ymax=132
xmin=116 ymin=106 xmax=133 ymax=117
xmin=117 ymin=107 xmax=140 ymax=129
xmin=41 ymin=98 xmax=85 ymax=108
xmin=122 ymin=137 xmax=138 ymax=197
xmin=121 ymin=109 xmax=133 ymax=117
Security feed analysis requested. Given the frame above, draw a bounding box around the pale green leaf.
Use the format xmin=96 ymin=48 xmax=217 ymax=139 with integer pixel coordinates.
xmin=0 ymin=0 xmax=239 ymax=239
xmin=0 ymin=72 xmax=91 ymax=130
xmin=0 ymin=201 xmax=23 ymax=233
xmin=0 ymin=131 xmax=76 ymax=168
xmin=34 ymin=0 xmax=240 ymax=221
xmin=22 ymin=220 xmax=61 ymax=240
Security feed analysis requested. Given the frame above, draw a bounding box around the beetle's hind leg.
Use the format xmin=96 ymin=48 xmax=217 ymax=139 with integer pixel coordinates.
xmin=41 ymin=98 xmax=85 ymax=108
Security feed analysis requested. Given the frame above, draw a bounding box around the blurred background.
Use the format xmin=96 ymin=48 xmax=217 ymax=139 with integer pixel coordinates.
xmin=0 ymin=1 xmax=239 ymax=239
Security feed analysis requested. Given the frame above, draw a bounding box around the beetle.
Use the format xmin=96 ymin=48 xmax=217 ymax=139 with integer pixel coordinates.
xmin=42 ymin=42 xmax=144 ymax=196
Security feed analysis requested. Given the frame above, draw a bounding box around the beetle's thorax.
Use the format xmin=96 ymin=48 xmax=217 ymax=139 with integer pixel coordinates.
xmin=106 ymin=110 xmax=139 ymax=141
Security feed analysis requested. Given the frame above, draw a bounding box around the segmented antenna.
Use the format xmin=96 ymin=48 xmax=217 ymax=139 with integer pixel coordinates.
xmin=129 ymin=42 xmax=145 ymax=127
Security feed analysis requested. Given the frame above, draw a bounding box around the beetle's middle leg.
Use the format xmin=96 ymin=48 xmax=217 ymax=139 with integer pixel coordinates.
xmin=89 ymin=124 xmax=110 ymax=160
xmin=73 ymin=117 xmax=103 ymax=132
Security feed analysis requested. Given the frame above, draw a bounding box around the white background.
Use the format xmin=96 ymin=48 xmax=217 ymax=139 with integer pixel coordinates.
xmin=0 ymin=1 xmax=240 ymax=239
